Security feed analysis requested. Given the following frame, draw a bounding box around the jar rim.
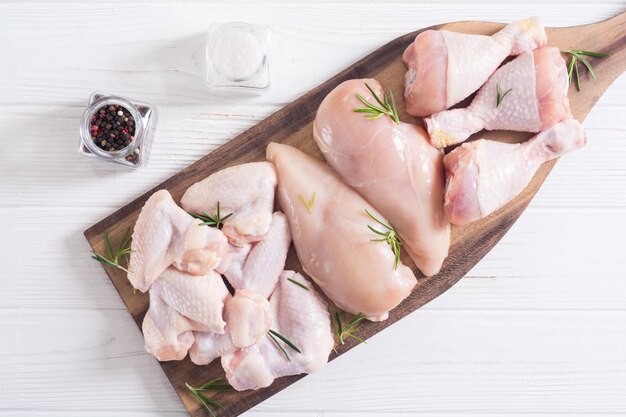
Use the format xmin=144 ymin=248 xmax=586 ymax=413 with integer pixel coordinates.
xmin=80 ymin=96 xmax=144 ymax=160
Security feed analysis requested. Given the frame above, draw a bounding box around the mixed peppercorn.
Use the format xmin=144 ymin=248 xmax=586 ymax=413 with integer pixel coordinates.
xmin=89 ymin=104 xmax=140 ymax=163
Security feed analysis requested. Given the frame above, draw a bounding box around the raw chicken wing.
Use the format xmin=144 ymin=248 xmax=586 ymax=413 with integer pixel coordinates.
xmin=444 ymin=119 xmax=586 ymax=225
xmin=314 ymin=79 xmax=450 ymax=276
xmin=267 ymin=142 xmax=416 ymax=321
xmin=403 ymin=17 xmax=546 ymax=116
xmin=128 ymin=190 xmax=229 ymax=292
xmin=142 ymin=267 xmax=230 ymax=361
xmin=221 ymin=272 xmax=333 ymax=391
xmin=190 ymin=289 xmax=271 ymax=365
xmin=426 ymin=47 xmax=571 ymax=148
xmin=225 ymin=212 xmax=292 ymax=298
xmin=181 ymin=162 xmax=277 ymax=246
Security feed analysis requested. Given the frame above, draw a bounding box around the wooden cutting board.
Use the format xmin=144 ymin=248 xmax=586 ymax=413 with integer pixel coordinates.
xmin=84 ymin=13 xmax=626 ymax=417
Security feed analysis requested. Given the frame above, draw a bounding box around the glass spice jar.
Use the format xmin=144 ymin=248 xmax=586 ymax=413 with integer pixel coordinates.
xmin=78 ymin=92 xmax=157 ymax=168
xmin=205 ymin=22 xmax=272 ymax=94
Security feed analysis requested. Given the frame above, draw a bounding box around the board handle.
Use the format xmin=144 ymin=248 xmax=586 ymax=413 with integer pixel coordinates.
xmin=549 ymin=11 xmax=626 ymax=120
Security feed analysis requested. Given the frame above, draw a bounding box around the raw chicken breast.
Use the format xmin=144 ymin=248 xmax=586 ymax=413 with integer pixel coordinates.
xmin=128 ymin=190 xmax=229 ymax=292
xmin=403 ymin=17 xmax=546 ymax=117
xmin=444 ymin=119 xmax=586 ymax=225
xmin=221 ymin=272 xmax=333 ymax=391
xmin=190 ymin=289 xmax=271 ymax=365
xmin=225 ymin=212 xmax=292 ymax=298
xmin=181 ymin=162 xmax=277 ymax=246
xmin=314 ymin=79 xmax=450 ymax=276
xmin=266 ymin=142 xmax=416 ymax=321
xmin=426 ymin=47 xmax=571 ymax=148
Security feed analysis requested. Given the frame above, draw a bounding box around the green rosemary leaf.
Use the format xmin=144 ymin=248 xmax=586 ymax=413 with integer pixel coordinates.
xmin=364 ymin=209 xmax=402 ymax=269
xmin=90 ymin=228 xmax=132 ymax=273
xmin=104 ymin=230 xmax=113 ymax=260
xmin=567 ymin=55 xmax=576 ymax=83
xmin=185 ymin=380 xmax=228 ymax=417
xmin=268 ymin=329 xmax=301 ymax=353
xmin=574 ymin=59 xmax=581 ymax=91
xmin=354 ymin=83 xmax=400 ymax=124
xmin=575 ymin=54 xmax=597 ymax=79
xmin=568 ymin=49 xmax=610 ymax=58
xmin=334 ymin=312 xmax=367 ymax=346
xmin=287 ymin=277 xmax=310 ymax=291
xmin=298 ymin=192 xmax=316 ymax=213
xmin=495 ymin=84 xmax=513 ymax=108
xmin=268 ymin=331 xmax=291 ymax=362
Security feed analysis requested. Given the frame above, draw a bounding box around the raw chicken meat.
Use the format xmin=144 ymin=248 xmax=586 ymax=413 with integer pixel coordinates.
xmin=128 ymin=190 xmax=229 ymax=292
xmin=267 ymin=142 xmax=416 ymax=321
xmin=216 ymin=243 xmax=252 ymax=284
xmin=403 ymin=17 xmax=546 ymax=117
xmin=224 ymin=212 xmax=292 ymax=298
xmin=150 ymin=267 xmax=230 ymax=334
xmin=426 ymin=47 xmax=571 ymax=148
xmin=142 ymin=267 xmax=230 ymax=361
xmin=181 ymin=162 xmax=277 ymax=246
xmin=190 ymin=289 xmax=272 ymax=365
xmin=142 ymin=290 xmax=198 ymax=361
xmin=221 ymin=272 xmax=333 ymax=391
xmin=444 ymin=119 xmax=586 ymax=225
xmin=314 ymin=79 xmax=450 ymax=276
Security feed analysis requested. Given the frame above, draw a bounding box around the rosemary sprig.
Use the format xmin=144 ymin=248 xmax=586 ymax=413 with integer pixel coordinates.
xmin=188 ymin=201 xmax=233 ymax=229
xmin=334 ymin=312 xmax=366 ymax=353
xmin=354 ymin=82 xmax=400 ymax=124
xmin=185 ymin=378 xmax=231 ymax=417
xmin=287 ymin=276 xmax=310 ymax=291
xmin=365 ymin=209 xmax=402 ymax=269
xmin=298 ymin=192 xmax=316 ymax=213
xmin=91 ymin=228 xmax=132 ymax=273
xmin=495 ymin=83 xmax=512 ymax=108
xmin=267 ymin=329 xmax=301 ymax=362
xmin=564 ymin=49 xmax=610 ymax=91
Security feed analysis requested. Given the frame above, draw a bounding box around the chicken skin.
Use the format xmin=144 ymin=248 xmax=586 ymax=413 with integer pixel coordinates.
xmin=313 ymin=78 xmax=450 ymax=276
xmin=267 ymin=142 xmax=416 ymax=321
xmin=403 ymin=17 xmax=546 ymax=117
xmin=444 ymin=119 xmax=586 ymax=225
xmin=128 ymin=190 xmax=229 ymax=292
xmin=181 ymin=162 xmax=277 ymax=246
xmin=426 ymin=47 xmax=571 ymax=148
xmin=221 ymin=272 xmax=333 ymax=391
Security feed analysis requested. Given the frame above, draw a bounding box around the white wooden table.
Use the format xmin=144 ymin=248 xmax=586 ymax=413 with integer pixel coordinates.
xmin=1 ymin=2 xmax=625 ymax=416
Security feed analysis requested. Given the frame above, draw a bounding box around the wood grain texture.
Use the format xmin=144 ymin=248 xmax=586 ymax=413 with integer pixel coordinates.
xmin=79 ymin=12 xmax=626 ymax=417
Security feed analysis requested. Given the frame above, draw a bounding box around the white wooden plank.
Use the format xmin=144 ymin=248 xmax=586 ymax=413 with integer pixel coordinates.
xmin=1 ymin=309 xmax=625 ymax=414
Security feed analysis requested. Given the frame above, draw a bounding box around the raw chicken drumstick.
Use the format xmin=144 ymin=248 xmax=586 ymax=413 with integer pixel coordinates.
xmin=221 ymin=272 xmax=333 ymax=391
xmin=314 ymin=78 xmax=450 ymax=277
xmin=267 ymin=142 xmax=416 ymax=322
xmin=426 ymin=47 xmax=572 ymax=148
xmin=403 ymin=17 xmax=546 ymax=117
xmin=444 ymin=119 xmax=586 ymax=225
xmin=128 ymin=190 xmax=230 ymax=292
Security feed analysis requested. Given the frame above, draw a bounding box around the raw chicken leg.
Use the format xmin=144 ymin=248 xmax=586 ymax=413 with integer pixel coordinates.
xmin=190 ymin=289 xmax=272 ymax=365
xmin=444 ymin=119 xmax=586 ymax=225
xmin=225 ymin=212 xmax=292 ymax=298
xmin=221 ymin=272 xmax=333 ymax=391
xmin=142 ymin=267 xmax=230 ymax=361
xmin=128 ymin=190 xmax=229 ymax=292
xmin=314 ymin=79 xmax=450 ymax=276
xmin=426 ymin=47 xmax=571 ymax=148
xmin=181 ymin=162 xmax=277 ymax=246
xmin=403 ymin=17 xmax=546 ymax=117
xmin=267 ymin=142 xmax=416 ymax=321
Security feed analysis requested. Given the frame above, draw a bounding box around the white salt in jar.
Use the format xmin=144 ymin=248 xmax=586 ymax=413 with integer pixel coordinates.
xmin=206 ymin=22 xmax=271 ymax=93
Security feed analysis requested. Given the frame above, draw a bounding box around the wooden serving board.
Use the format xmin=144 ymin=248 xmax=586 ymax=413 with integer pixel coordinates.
xmin=84 ymin=14 xmax=626 ymax=417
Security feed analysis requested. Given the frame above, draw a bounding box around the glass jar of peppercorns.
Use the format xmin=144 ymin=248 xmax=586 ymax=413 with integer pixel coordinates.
xmin=78 ymin=92 xmax=157 ymax=168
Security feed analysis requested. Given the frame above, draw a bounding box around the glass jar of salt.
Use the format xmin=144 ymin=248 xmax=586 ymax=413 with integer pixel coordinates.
xmin=206 ymin=22 xmax=271 ymax=93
